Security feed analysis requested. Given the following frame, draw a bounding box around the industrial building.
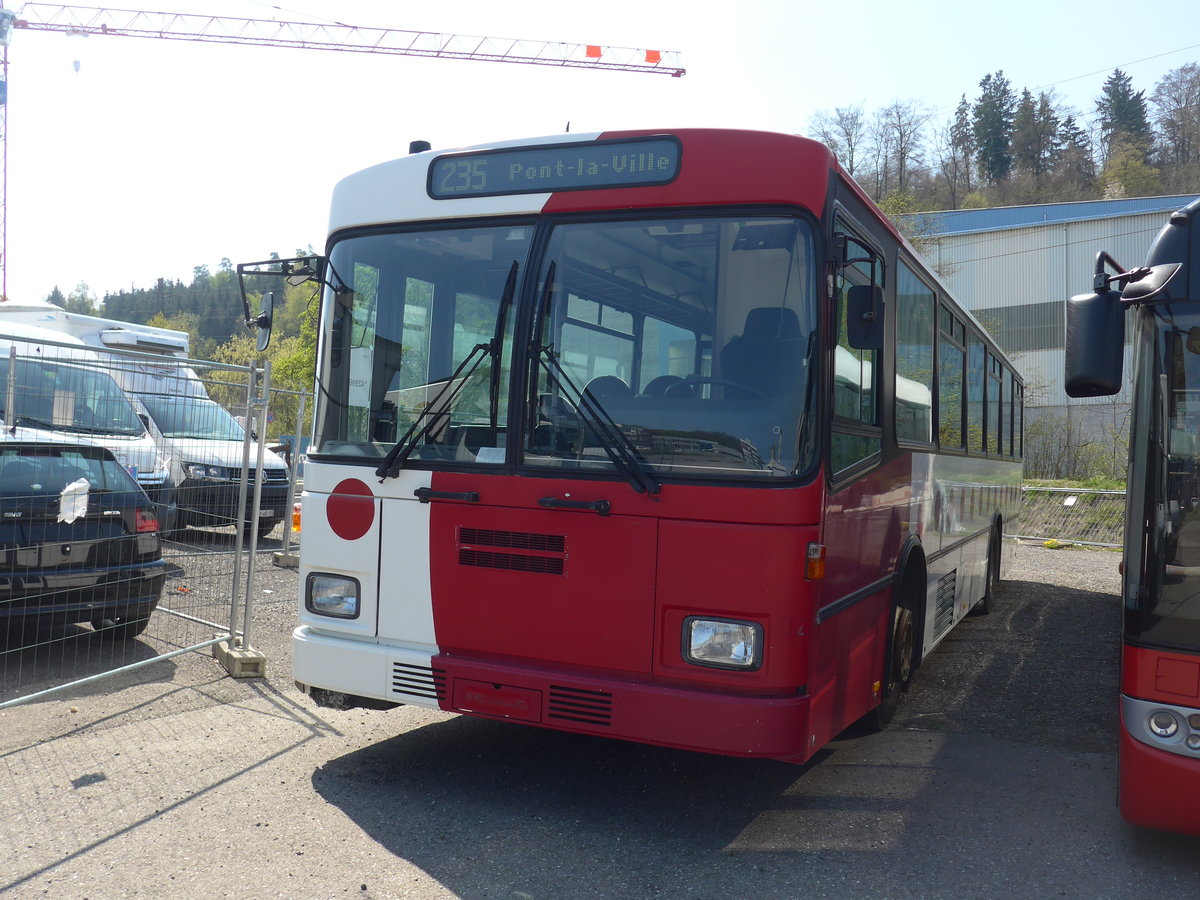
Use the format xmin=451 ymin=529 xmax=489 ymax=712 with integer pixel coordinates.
xmin=906 ymin=194 xmax=1198 ymax=426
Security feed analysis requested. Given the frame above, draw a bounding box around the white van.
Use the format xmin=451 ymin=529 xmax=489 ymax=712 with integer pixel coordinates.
xmin=0 ymin=302 xmax=291 ymax=537
xmin=0 ymin=321 xmax=173 ymax=519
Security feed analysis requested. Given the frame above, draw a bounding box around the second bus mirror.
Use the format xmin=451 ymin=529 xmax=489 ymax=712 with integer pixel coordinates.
xmin=255 ymin=292 xmax=274 ymax=353
xmin=847 ymin=284 xmax=884 ymax=350
xmin=1065 ymin=289 xmax=1124 ymax=397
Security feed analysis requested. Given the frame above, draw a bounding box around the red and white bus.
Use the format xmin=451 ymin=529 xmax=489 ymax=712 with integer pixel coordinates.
xmin=1067 ymin=196 xmax=1200 ymax=837
xmin=254 ymin=129 xmax=1023 ymax=763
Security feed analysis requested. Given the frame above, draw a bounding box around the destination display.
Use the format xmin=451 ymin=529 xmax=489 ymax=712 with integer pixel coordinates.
xmin=428 ymin=138 xmax=680 ymax=199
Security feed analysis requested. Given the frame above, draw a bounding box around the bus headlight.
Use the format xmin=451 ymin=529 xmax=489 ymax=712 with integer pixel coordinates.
xmin=306 ymin=573 xmax=360 ymax=619
xmin=1148 ymin=710 xmax=1180 ymax=738
xmin=683 ymin=617 xmax=762 ymax=670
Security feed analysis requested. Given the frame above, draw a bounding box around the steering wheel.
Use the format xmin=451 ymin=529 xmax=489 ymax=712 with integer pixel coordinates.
xmin=663 ymin=376 xmax=766 ymax=400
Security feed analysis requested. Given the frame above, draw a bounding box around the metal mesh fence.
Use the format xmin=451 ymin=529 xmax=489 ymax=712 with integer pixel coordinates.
xmin=1014 ymin=487 xmax=1126 ymax=548
xmin=0 ymin=331 xmax=295 ymax=706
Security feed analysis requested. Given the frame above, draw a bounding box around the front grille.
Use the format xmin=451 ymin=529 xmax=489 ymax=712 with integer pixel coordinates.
xmin=390 ymin=662 xmax=446 ymax=701
xmin=458 ymin=528 xmax=565 ymax=553
xmin=458 ymin=549 xmax=565 ymax=575
xmin=547 ymin=685 xmax=613 ymax=726
xmin=246 ymin=468 xmax=289 ymax=484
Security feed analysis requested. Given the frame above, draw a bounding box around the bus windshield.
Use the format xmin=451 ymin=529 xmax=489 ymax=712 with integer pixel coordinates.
xmin=314 ymin=214 xmax=819 ymax=480
xmin=1129 ymin=304 xmax=1200 ymax=652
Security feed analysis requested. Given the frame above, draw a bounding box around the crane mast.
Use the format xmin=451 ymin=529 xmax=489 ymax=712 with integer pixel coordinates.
xmin=0 ymin=2 xmax=685 ymax=299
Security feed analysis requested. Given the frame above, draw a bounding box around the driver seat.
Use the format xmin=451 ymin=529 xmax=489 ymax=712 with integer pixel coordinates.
xmin=720 ymin=307 xmax=802 ymax=396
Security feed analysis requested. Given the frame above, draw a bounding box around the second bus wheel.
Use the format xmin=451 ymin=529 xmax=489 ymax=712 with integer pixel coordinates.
xmin=973 ymin=526 xmax=1002 ymax=616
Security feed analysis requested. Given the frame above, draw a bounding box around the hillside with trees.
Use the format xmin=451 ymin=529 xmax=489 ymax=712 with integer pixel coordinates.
xmin=809 ymin=63 xmax=1200 ymax=211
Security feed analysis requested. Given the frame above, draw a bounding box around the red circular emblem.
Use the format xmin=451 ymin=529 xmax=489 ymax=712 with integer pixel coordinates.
xmin=326 ymin=478 xmax=375 ymax=541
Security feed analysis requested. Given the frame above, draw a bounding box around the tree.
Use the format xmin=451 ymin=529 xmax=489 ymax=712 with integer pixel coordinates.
xmin=809 ymin=103 xmax=867 ymax=176
xmin=1098 ymin=139 xmax=1164 ymax=198
xmin=1012 ymin=90 xmax=1061 ymax=191
xmin=875 ymin=99 xmax=933 ymax=196
xmin=972 ymin=71 xmax=1016 ymax=185
xmin=948 ymin=95 xmax=976 ymax=198
xmin=45 ymin=285 xmax=67 ymax=308
xmin=1151 ymin=63 xmax=1200 ymax=191
xmin=66 ymin=281 xmax=96 ymax=314
xmin=1048 ymin=114 xmax=1095 ymax=200
xmin=1096 ymin=68 xmax=1154 ymax=166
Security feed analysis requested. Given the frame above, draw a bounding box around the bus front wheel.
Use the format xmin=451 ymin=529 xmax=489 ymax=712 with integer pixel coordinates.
xmin=866 ymin=604 xmax=914 ymax=732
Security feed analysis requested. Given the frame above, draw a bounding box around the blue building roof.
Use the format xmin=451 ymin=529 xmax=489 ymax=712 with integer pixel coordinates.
xmin=904 ymin=194 xmax=1200 ymax=236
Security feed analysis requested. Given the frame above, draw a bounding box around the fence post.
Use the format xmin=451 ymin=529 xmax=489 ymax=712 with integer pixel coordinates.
xmin=214 ymin=360 xmax=267 ymax=678
xmin=274 ymin=390 xmax=305 ymax=568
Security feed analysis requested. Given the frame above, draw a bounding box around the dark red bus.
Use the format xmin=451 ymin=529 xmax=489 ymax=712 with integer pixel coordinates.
xmin=1067 ymin=195 xmax=1200 ymax=837
xmin=252 ymin=129 xmax=1023 ymax=763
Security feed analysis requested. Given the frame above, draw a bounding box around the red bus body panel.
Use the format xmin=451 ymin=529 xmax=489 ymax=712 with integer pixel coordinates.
xmin=426 ymin=469 xmax=830 ymax=760
xmin=1119 ymin=644 xmax=1200 ymax=836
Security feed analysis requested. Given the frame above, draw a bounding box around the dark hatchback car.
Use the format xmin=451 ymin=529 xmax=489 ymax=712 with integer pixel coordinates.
xmin=0 ymin=440 xmax=166 ymax=641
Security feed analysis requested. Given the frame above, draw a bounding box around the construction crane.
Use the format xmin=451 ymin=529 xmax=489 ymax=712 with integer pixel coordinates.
xmin=0 ymin=3 xmax=686 ymax=300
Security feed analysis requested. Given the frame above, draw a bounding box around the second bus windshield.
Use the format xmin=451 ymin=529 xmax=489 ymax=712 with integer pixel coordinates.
xmin=316 ymin=214 xmax=818 ymax=480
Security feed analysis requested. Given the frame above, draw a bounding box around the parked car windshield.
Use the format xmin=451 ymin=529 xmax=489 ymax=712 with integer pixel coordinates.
xmin=139 ymin=395 xmax=245 ymax=441
xmin=0 ymin=357 xmax=145 ymax=436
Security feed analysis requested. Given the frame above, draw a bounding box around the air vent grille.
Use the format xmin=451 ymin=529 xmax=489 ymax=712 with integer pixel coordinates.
xmin=934 ymin=571 xmax=957 ymax=638
xmin=547 ymin=684 xmax=613 ymax=726
xmin=459 ymin=549 xmax=565 ymax=575
xmin=390 ymin=662 xmax=446 ymax=701
xmin=459 ymin=527 xmax=565 ymax=553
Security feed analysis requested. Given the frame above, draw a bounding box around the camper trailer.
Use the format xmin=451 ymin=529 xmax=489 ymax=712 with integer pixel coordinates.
xmin=0 ymin=321 xmax=173 ymax=519
xmin=0 ymin=302 xmax=290 ymax=537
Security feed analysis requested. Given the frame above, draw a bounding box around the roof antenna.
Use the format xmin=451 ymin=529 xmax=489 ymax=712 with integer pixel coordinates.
xmin=565 ymin=121 xmax=570 ymax=133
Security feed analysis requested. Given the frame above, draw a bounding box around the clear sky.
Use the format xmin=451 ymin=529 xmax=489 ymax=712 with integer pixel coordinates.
xmin=3 ymin=0 xmax=1198 ymax=306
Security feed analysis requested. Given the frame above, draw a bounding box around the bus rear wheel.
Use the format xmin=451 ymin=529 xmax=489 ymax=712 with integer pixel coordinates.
xmin=973 ymin=527 xmax=1002 ymax=616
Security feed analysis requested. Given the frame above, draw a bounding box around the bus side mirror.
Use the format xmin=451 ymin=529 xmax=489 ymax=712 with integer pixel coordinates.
xmin=847 ymin=284 xmax=884 ymax=350
xmin=254 ymin=292 xmax=274 ymax=353
xmin=1065 ymin=289 xmax=1124 ymax=397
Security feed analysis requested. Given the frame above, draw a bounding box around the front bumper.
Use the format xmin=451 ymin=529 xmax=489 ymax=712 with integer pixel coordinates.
xmin=293 ymin=626 xmax=812 ymax=762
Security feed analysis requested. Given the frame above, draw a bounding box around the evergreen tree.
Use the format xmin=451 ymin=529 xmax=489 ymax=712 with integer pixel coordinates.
xmin=949 ymin=95 xmax=976 ymax=195
xmin=1050 ymin=114 xmax=1095 ymax=200
xmin=45 ymin=285 xmax=67 ymax=308
xmin=1096 ymin=68 xmax=1154 ymax=165
xmin=972 ymin=71 xmax=1016 ymax=185
xmin=1013 ymin=90 xmax=1061 ymax=188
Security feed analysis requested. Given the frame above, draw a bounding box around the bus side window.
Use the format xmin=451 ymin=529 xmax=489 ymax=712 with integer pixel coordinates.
xmin=831 ymin=223 xmax=883 ymax=476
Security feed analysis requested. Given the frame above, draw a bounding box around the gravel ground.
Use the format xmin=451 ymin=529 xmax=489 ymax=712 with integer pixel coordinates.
xmin=2 ymin=540 xmax=1197 ymax=900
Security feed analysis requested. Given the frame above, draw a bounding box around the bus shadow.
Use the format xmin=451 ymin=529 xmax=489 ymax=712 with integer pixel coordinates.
xmin=892 ymin=575 xmax=1122 ymax=753
xmin=311 ymin=566 xmax=1200 ymax=895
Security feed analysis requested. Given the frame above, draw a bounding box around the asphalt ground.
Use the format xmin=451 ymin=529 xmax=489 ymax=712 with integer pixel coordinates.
xmin=1 ymin=542 xmax=1198 ymax=899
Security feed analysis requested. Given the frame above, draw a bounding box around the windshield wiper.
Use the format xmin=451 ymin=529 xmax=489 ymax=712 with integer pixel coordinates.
xmin=488 ymin=261 xmax=519 ymax=438
xmin=374 ymin=340 xmax=495 ymax=480
xmin=526 ymin=262 xmax=658 ymax=495
xmin=532 ymin=349 xmax=660 ymax=496
xmin=375 ymin=260 xmax=520 ymax=481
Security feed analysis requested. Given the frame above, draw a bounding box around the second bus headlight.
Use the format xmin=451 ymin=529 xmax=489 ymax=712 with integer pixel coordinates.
xmin=683 ymin=617 xmax=762 ymax=670
xmin=306 ymin=573 xmax=360 ymax=619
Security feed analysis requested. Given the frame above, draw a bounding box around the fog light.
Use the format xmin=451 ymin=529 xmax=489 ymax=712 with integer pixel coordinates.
xmin=306 ymin=573 xmax=360 ymax=619
xmin=684 ymin=617 xmax=762 ymax=670
xmin=1149 ymin=710 xmax=1180 ymax=738
xmin=1187 ymin=734 xmax=1200 ymax=752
